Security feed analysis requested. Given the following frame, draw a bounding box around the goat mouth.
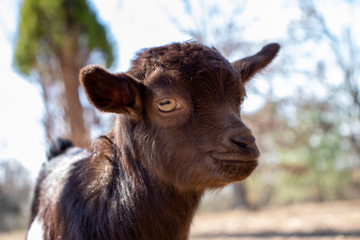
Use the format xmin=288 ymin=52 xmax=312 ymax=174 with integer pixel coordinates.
xmin=212 ymin=158 xmax=258 ymax=169
xmin=209 ymin=152 xmax=259 ymax=181
xmin=210 ymin=152 xmax=259 ymax=163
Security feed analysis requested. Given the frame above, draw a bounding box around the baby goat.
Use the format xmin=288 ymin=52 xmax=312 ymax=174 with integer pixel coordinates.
xmin=27 ymin=41 xmax=280 ymax=240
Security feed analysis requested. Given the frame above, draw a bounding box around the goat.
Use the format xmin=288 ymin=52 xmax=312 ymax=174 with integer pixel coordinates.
xmin=27 ymin=41 xmax=280 ymax=240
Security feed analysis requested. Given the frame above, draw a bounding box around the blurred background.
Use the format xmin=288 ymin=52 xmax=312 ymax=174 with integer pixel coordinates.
xmin=0 ymin=0 xmax=359 ymax=239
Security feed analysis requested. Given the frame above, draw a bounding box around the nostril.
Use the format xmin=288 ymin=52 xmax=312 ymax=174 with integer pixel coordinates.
xmin=232 ymin=135 xmax=256 ymax=148
xmin=232 ymin=139 xmax=248 ymax=149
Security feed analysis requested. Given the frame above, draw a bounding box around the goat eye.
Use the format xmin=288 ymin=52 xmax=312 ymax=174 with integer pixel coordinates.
xmin=157 ymin=98 xmax=177 ymax=112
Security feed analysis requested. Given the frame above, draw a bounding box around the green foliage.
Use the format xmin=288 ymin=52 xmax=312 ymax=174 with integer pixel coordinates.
xmin=246 ymin=100 xmax=359 ymax=207
xmin=282 ymin=103 xmax=353 ymax=201
xmin=14 ymin=0 xmax=115 ymax=75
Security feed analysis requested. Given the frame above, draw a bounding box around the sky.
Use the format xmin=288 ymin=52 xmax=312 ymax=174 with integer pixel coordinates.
xmin=0 ymin=0 xmax=351 ymax=179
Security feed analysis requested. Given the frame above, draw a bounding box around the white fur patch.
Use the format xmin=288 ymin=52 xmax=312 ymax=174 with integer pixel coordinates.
xmin=27 ymin=217 xmax=44 ymax=240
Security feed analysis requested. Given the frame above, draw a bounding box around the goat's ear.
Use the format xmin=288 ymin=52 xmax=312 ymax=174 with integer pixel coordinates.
xmin=79 ymin=65 xmax=143 ymax=120
xmin=232 ymin=43 xmax=280 ymax=84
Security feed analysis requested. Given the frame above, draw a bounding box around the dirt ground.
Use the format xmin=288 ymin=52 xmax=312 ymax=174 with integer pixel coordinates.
xmin=190 ymin=200 xmax=360 ymax=240
xmin=1 ymin=201 xmax=359 ymax=240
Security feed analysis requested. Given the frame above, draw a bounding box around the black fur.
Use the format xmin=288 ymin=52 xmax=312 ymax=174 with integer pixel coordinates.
xmin=47 ymin=138 xmax=74 ymax=160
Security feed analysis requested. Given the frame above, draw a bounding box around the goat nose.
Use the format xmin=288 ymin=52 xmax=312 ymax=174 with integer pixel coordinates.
xmin=232 ymin=135 xmax=256 ymax=148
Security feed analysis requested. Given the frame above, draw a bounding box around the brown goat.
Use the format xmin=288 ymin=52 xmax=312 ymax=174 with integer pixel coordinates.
xmin=27 ymin=41 xmax=280 ymax=240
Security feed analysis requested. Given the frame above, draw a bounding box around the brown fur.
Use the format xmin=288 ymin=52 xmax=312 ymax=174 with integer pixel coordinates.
xmin=27 ymin=41 xmax=280 ymax=240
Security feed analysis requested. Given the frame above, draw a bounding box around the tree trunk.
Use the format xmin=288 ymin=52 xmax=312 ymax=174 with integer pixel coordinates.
xmin=38 ymin=78 xmax=53 ymax=143
xmin=232 ymin=182 xmax=250 ymax=209
xmin=59 ymin=36 xmax=90 ymax=148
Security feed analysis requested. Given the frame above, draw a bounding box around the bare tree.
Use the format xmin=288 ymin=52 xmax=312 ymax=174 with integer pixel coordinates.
xmin=289 ymin=0 xmax=360 ymax=156
xmin=168 ymin=0 xmax=252 ymax=58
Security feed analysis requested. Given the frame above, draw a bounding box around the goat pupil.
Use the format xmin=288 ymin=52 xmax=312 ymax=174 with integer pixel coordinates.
xmin=160 ymin=100 xmax=171 ymax=106
xmin=157 ymin=98 xmax=177 ymax=112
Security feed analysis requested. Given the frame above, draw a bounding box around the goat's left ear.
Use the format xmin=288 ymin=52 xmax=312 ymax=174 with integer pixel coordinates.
xmin=79 ymin=65 xmax=143 ymax=120
xmin=232 ymin=43 xmax=280 ymax=84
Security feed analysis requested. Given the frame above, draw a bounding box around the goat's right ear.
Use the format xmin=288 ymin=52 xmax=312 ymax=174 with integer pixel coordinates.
xmin=79 ymin=65 xmax=143 ymax=120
